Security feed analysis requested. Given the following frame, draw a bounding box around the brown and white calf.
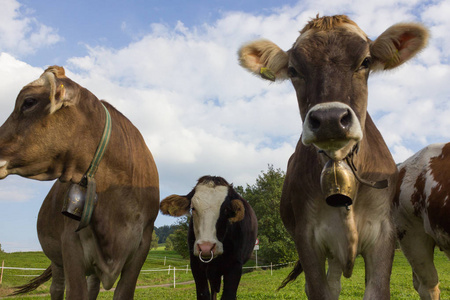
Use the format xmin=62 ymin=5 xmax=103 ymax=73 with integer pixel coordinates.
xmin=0 ymin=66 xmax=159 ymax=299
xmin=394 ymin=143 xmax=450 ymax=300
xmin=239 ymin=15 xmax=428 ymax=299
xmin=160 ymin=176 xmax=257 ymax=300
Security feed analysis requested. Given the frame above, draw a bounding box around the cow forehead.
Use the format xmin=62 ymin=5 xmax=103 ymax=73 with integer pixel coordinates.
xmin=293 ymin=23 xmax=368 ymax=52
xmin=191 ymin=184 xmax=229 ymax=211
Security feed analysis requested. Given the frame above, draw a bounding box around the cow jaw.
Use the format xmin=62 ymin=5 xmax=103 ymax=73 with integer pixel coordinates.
xmin=302 ymin=102 xmax=362 ymax=161
xmin=191 ymin=183 xmax=228 ymax=258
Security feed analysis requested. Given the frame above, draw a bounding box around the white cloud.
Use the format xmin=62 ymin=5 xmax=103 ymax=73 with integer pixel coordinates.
xmin=0 ymin=53 xmax=43 ymax=121
xmin=0 ymin=0 xmax=61 ymax=56
xmin=0 ymin=0 xmax=450 ymax=251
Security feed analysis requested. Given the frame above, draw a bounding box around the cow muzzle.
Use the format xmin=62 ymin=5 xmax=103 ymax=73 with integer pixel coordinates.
xmin=196 ymin=241 xmax=219 ymax=263
xmin=302 ymin=102 xmax=362 ymax=161
xmin=320 ymin=159 xmax=357 ymax=208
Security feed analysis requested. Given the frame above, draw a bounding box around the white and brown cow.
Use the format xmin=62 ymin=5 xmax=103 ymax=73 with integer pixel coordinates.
xmin=239 ymin=15 xmax=428 ymax=299
xmin=0 ymin=66 xmax=159 ymax=299
xmin=160 ymin=176 xmax=257 ymax=300
xmin=394 ymin=143 xmax=450 ymax=300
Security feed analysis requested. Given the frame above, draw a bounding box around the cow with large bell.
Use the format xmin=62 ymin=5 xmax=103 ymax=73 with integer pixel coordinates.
xmin=160 ymin=176 xmax=257 ymax=300
xmin=239 ymin=15 xmax=428 ymax=299
xmin=0 ymin=66 xmax=159 ymax=299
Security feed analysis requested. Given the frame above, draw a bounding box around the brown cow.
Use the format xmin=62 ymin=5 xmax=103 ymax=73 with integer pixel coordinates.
xmin=239 ymin=15 xmax=428 ymax=299
xmin=0 ymin=66 xmax=159 ymax=299
xmin=394 ymin=143 xmax=450 ymax=300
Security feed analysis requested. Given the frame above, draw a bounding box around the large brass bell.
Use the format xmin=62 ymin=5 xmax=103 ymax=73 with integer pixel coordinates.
xmin=320 ymin=160 xmax=357 ymax=208
xmin=62 ymin=183 xmax=98 ymax=221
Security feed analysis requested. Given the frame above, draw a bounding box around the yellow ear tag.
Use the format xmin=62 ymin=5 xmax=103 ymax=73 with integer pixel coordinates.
xmin=59 ymin=84 xmax=66 ymax=101
xmin=260 ymin=67 xmax=276 ymax=81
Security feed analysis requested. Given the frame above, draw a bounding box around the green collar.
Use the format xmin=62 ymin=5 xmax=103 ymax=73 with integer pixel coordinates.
xmin=76 ymin=103 xmax=112 ymax=231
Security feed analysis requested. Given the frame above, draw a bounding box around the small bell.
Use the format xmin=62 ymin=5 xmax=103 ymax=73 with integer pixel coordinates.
xmin=320 ymin=160 xmax=357 ymax=208
xmin=62 ymin=183 xmax=98 ymax=221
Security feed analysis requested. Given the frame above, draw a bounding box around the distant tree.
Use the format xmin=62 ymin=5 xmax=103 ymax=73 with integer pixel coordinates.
xmin=0 ymin=243 xmax=3 ymax=253
xmin=151 ymin=231 xmax=159 ymax=250
xmin=165 ymin=236 xmax=174 ymax=251
xmin=154 ymin=225 xmax=177 ymax=243
xmin=236 ymin=165 xmax=297 ymax=264
xmin=169 ymin=216 xmax=190 ymax=258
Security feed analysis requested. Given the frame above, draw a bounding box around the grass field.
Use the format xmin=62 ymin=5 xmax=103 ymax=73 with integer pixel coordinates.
xmin=0 ymin=248 xmax=448 ymax=299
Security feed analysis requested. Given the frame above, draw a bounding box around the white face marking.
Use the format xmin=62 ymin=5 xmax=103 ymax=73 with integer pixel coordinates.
xmin=191 ymin=183 xmax=228 ymax=256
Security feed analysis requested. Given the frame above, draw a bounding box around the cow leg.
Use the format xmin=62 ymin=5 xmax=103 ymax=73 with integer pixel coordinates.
xmin=362 ymin=226 xmax=395 ymax=300
xmin=296 ymin=240 xmax=332 ymax=299
xmin=191 ymin=259 xmax=210 ymax=299
xmin=401 ymin=230 xmax=440 ymax=300
xmin=209 ymin=274 xmax=221 ymax=300
xmin=87 ymin=274 xmax=100 ymax=300
xmin=221 ymin=264 xmax=242 ymax=300
xmin=50 ymin=263 xmax=65 ymax=300
xmin=327 ymin=258 xmax=342 ymax=300
xmin=112 ymin=226 xmax=153 ymax=300
xmin=61 ymin=231 xmax=89 ymax=299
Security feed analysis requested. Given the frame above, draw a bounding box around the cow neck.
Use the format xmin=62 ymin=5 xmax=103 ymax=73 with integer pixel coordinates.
xmin=319 ymin=145 xmax=389 ymax=189
xmin=76 ymin=103 xmax=112 ymax=231
xmin=344 ymin=145 xmax=388 ymax=189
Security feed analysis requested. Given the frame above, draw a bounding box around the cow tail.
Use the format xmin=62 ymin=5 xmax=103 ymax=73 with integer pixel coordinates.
xmin=10 ymin=265 xmax=52 ymax=296
xmin=277 ymin=260 xmax=303 ymax=290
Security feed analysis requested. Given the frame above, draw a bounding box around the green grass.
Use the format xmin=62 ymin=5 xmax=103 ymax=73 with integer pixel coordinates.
xmin=0 ymin=249 xmax=448 ymax=299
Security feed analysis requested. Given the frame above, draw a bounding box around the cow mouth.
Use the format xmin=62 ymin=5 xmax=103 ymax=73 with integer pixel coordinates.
xmin=314 ymin=139 xmax=359 ymax=161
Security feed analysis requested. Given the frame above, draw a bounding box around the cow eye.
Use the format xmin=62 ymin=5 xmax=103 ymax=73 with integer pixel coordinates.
xmin=358 ymin=57 xmax=372 ymax=71
xmin=21 ymin=98 xmax=38 ymax=112
xmin=287 ymin=66 xmax=299 ymax=78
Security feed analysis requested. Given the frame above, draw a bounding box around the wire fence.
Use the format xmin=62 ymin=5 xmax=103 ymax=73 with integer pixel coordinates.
xmin=0 ymin=257 xmax=296 ymax=287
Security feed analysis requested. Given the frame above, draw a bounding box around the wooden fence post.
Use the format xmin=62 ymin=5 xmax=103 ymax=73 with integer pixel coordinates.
xmin=173 ymin=267 xmax=176 ymax=288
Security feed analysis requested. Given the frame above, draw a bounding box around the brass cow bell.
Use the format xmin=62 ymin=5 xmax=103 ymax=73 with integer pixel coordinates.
xmin=62 ymin=183 xmax=98 ymax=221
xmin=320 ymin=160 xmax=357 ymax=208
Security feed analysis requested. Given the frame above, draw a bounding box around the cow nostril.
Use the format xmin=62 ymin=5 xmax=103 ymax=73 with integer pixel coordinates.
xmin=340 ymin=109 xmax=352 ymax=128
xmin=309 ymin=112 xmax=321 ymax=130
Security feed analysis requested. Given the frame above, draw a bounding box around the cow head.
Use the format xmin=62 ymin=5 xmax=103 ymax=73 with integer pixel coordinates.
xmin=160 ymin=176 xmax=245 ymax=261
xmin=0 ymin=66 xmax=104 ymax=183
xmin=238 ymin=15 xmax=428 ymax=161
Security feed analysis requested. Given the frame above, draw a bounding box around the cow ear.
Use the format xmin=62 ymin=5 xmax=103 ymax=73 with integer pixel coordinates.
xmin=38 ymin=66 xmax=75 ymax=114
xmin=370 ymin=23 xmax=429 ymax=71
xmin=238 ymin=39 xmax=289 ymax=81
xmin=228 ymin=199 xmax=245 ymax=223
xmin=160 ymin=194 xmax=191 ymax=217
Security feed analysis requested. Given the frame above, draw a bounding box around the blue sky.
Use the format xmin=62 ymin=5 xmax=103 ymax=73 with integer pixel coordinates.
xmin=0 ymin=0 xmax=449 ymax=252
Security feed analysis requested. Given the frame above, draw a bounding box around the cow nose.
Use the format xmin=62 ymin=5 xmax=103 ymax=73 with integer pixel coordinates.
xmin=198 ymin=242 xmax=216 ymax=257
xmin=308 ymin=107 xmax=352 ymax=134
